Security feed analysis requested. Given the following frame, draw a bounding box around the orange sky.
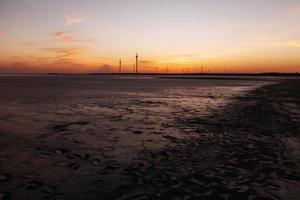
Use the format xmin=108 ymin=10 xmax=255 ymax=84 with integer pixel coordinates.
xmin=0 ymin=0 xmax=300 ymax=73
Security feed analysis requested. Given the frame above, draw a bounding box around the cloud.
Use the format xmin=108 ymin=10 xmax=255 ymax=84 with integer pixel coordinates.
xmin=54 ymin=31 xmax=95 ymax=43
xmin=140 ymin=60 xmax=155 ymax=65
xmin=64 ymin=16 xmax=84 ymax=25
xmin=0 ymin=62 xmax=32 ymax=73
xmin=55 ymin=31 xmax=75 ymax=42
xmin=287 ymin=40 xmax=300 ymax=47
xmin=0 ymin=32 xmax=7 ymax=36
xmin=43 ymin=48 xmax=85 ymax=58
xmin=0 ymin=61 xmax=88 ymax=73
xmin=98 ymin=64 xmax=113 ymax=72
xmin=53 ymin=58 xmax=73 ymax=64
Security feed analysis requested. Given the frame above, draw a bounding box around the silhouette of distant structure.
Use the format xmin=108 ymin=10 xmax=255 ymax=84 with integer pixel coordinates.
xmin=119 ymin=58 xmax=122 ymax=73
xmin=135 ymin=53 xmax=139 ymax=74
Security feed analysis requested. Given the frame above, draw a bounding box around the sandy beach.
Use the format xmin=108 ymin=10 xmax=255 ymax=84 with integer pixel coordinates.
xmin=0 ymin=76 xmax=299 ymax=200
xmin=2 ymin=0 xmax=300 ymax=199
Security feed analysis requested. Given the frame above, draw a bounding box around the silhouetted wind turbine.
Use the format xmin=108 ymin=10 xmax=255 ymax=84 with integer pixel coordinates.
xmin=119 ymin=58 xmax=122 ymax=73
xmin=135 ymin=53 xmax=139 ymax=74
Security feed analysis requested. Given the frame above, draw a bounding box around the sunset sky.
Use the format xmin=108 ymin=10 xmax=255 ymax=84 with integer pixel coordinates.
xmin=0 ymin=0 xmax=300 ymax=73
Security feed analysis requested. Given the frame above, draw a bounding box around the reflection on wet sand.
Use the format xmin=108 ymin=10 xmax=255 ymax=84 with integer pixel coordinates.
xmin=0 ymin=76 xmax=299 ymax=200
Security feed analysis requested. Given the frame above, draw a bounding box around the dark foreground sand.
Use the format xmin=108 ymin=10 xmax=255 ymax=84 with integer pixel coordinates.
xmin=118 ymin=79 xmax=300 ymax=200
xmin=0 ymin=77 xmax=300 ymax=200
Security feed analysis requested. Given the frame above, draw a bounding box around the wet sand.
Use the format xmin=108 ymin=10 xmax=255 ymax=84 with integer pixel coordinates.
xmin=119 ymin=79 xmax=300 ymax=200
xmin=0 ymin=76 xmax=299 ymax=200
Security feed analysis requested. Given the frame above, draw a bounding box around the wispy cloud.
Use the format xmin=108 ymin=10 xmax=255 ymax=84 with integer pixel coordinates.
xmin=54 ymin=31 xmax=94 ymax=43
xmin=98 ymin=64 xmax=113 ymax=72
xmin=0 ymin=62 xmax=32 ymax=73
xmin=55 ymin=31 xmax=75 ymax=42
xmin=53 ymin=58 xmax=73 ymax=64
xmin=64 ymin=16 xmax=84 ymax=25
xmin=0 ymin=32 xmax=8 ymax=36
xmin=0 ymin=60 xmax=87 ymax=73
xmin=140 ymin=60 xmax=155 ymax=65
xmin=43 ymin=47 xmax=86 ymax=58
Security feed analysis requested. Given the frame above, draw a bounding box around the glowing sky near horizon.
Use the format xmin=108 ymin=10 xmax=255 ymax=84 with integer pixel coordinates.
xmin=0 ymin=0 xmax=300 ymax=73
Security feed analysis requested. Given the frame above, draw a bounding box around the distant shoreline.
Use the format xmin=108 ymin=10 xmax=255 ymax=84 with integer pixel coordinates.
xmin=55 ymin=72 xmax=300 ymax=76
xmin=0 ymin=72 xmax=299 ymax=77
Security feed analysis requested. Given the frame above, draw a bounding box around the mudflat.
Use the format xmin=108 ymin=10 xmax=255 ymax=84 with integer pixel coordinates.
xmin=0 ymin=76 xmax=299 ymax=200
